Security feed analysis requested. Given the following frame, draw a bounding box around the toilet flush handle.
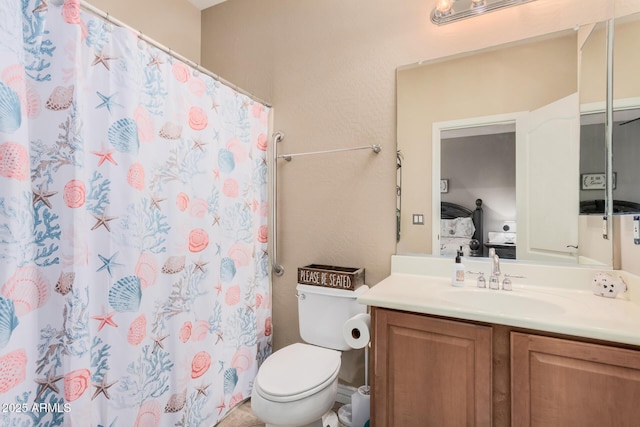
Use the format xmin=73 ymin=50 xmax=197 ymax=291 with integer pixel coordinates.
xmin=296 ymin=292 xmax=306 ymax=301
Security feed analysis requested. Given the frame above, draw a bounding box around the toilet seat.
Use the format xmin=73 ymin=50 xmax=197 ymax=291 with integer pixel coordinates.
xmin=255 ymin=343 xmax=341 ymax=403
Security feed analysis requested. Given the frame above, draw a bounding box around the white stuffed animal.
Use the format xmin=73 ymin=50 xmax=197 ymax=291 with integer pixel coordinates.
xmin=592 ymin=272 xmax=627 ymax=298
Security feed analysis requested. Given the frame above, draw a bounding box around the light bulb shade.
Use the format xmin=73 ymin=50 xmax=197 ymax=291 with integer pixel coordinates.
xmin=431 ymin=0 xmax=537 ymax=25
xmin=435 ymin=0 xmax=453 ymax=14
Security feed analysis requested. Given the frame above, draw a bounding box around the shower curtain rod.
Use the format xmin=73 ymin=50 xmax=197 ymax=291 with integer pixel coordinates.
xmin=79 ymin=1 xmax=272 ymax=108
xmin=277 ymin=144 xmax=382 ymax=161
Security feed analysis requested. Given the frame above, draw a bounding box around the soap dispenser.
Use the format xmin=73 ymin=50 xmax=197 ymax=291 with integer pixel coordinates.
xmin=452 ymin=246 xmax=465 ymax=287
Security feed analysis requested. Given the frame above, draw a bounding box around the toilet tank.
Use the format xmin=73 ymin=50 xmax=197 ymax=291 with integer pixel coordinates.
xmin=296 ymin=283 xmax=369 ymax=351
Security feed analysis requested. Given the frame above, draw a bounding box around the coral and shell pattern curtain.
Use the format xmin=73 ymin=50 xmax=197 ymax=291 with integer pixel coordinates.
xmin=0 ymin=0 xmax=272 ymax=425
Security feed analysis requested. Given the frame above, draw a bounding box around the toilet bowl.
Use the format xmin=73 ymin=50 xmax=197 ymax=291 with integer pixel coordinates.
xmin=251 ymin=343 xmax=341 ymax=427
xmin=251 ymin=284 xmax=369 ymax=427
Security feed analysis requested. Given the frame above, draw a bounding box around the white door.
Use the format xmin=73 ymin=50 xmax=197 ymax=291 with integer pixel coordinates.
xmin=516 ymin=93 xmax=580 ymax=262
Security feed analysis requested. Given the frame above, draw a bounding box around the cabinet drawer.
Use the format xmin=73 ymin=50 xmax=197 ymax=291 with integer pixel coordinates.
xmin=372 ymin=308 xmax=492 ymax=427
xmin=511 ymin=332 xmax=640 ymax=427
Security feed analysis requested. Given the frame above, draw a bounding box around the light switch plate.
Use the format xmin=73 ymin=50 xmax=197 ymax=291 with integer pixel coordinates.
xmin=413 ymin=214 xmax=424 ymax=225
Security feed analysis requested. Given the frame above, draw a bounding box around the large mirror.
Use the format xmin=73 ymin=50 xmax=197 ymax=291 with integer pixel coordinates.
xmin=611 ymin=13 xmax=640 ymax=216
xmin=577 ymin=12 xmax=640 ymax=268
xmin=396 ymin=23 xmax=616 ymax=266
xmin=612 ymin=11 xmax=640 ymax=271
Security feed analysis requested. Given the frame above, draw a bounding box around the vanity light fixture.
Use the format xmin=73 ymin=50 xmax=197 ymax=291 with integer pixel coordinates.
xmin=431 ymin=0 xmax=536 ymax=25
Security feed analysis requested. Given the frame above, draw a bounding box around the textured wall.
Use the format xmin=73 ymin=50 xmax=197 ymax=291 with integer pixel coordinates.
xmin=200 ymin=0 xmax=621 ymax=386
xmin=86 ymin=0 xmax=201 ymax=62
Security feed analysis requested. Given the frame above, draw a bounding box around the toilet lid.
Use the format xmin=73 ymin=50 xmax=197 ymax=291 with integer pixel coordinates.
xmin=256 ymin=343 xmax=341 ymax=399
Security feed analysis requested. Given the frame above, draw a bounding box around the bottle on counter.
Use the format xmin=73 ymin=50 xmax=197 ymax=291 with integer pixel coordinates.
xmin=452 ymin=246 xmax=465 ymax=287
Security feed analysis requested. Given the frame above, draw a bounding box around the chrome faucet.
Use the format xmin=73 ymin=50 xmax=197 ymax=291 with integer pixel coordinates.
xmin=488 ymin=248 xmax=500 ymax=290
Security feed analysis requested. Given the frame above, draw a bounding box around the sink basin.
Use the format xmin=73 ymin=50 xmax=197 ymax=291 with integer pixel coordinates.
xmin=438 ymin=289 xmax=565 ymax=317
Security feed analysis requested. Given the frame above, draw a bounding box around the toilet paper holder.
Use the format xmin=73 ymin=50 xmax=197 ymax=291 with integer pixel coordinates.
xmin=340 ymin=312 xmax=371 ymax=427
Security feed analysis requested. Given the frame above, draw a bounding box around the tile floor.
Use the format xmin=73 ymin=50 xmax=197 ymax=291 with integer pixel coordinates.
xmin=216 ymin=400 xmax=349 ymax=427
xmin=216 ymin=399 xmax=262 ymax=427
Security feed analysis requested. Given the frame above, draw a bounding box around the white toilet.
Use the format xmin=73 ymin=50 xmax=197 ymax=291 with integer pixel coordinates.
xmin=251 ymin=283 xmax=369 ymax=427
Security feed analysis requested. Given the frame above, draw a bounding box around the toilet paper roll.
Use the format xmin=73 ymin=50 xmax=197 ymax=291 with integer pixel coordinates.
xmin=343 ymin=313 xmax=371 ymax=349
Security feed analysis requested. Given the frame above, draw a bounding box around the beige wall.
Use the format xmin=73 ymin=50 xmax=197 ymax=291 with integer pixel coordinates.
xmin=86 ymin=0 xmax=201 ymax=62
xmin=614 ymin=14 xmax=640 ymax=101
xmin=580 ymin=23 xmax=608 ymax=105
xmin=619 ymin=216 xmax=640 ymax=273
xmin=200 ymin=0 xmax=626 ymax=386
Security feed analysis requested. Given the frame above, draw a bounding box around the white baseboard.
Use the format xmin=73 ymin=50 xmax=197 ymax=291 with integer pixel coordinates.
xmin=336 ymin=384 xmax=357 ymax=405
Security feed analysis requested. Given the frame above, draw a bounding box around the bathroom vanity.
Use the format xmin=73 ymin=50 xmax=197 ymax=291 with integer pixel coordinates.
xmin=359 ymin=255 xmax=640 ymax=427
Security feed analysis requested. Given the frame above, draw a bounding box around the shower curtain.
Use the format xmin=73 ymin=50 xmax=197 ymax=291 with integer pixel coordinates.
xmin=0 ymin=1 xmax=272 ymax=426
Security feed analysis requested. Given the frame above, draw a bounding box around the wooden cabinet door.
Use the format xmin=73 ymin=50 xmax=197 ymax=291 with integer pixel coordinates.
xmin=372 ymin=308 xmax=492 ymax=427
xmin=511 ymin=332 xmax=640 ymax=427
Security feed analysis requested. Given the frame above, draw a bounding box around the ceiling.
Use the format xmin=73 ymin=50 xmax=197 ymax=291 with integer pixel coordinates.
xmin=187 ymin=0 xmax=227 ymax=10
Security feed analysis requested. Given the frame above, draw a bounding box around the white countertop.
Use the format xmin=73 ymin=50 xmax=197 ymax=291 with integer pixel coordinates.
xmin=359 ymin=255 xmax=640 ymax=347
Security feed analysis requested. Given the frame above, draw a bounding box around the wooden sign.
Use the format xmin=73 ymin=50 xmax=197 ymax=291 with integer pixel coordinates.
xmin=298 ymin=264 xmax=365 ymax=291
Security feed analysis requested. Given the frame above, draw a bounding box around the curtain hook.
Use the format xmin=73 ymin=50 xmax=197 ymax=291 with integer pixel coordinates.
xmin=137 ymin=31 xmax=146 ymax=49
xmin=105 ymin=13 xmax=114 ymax=32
